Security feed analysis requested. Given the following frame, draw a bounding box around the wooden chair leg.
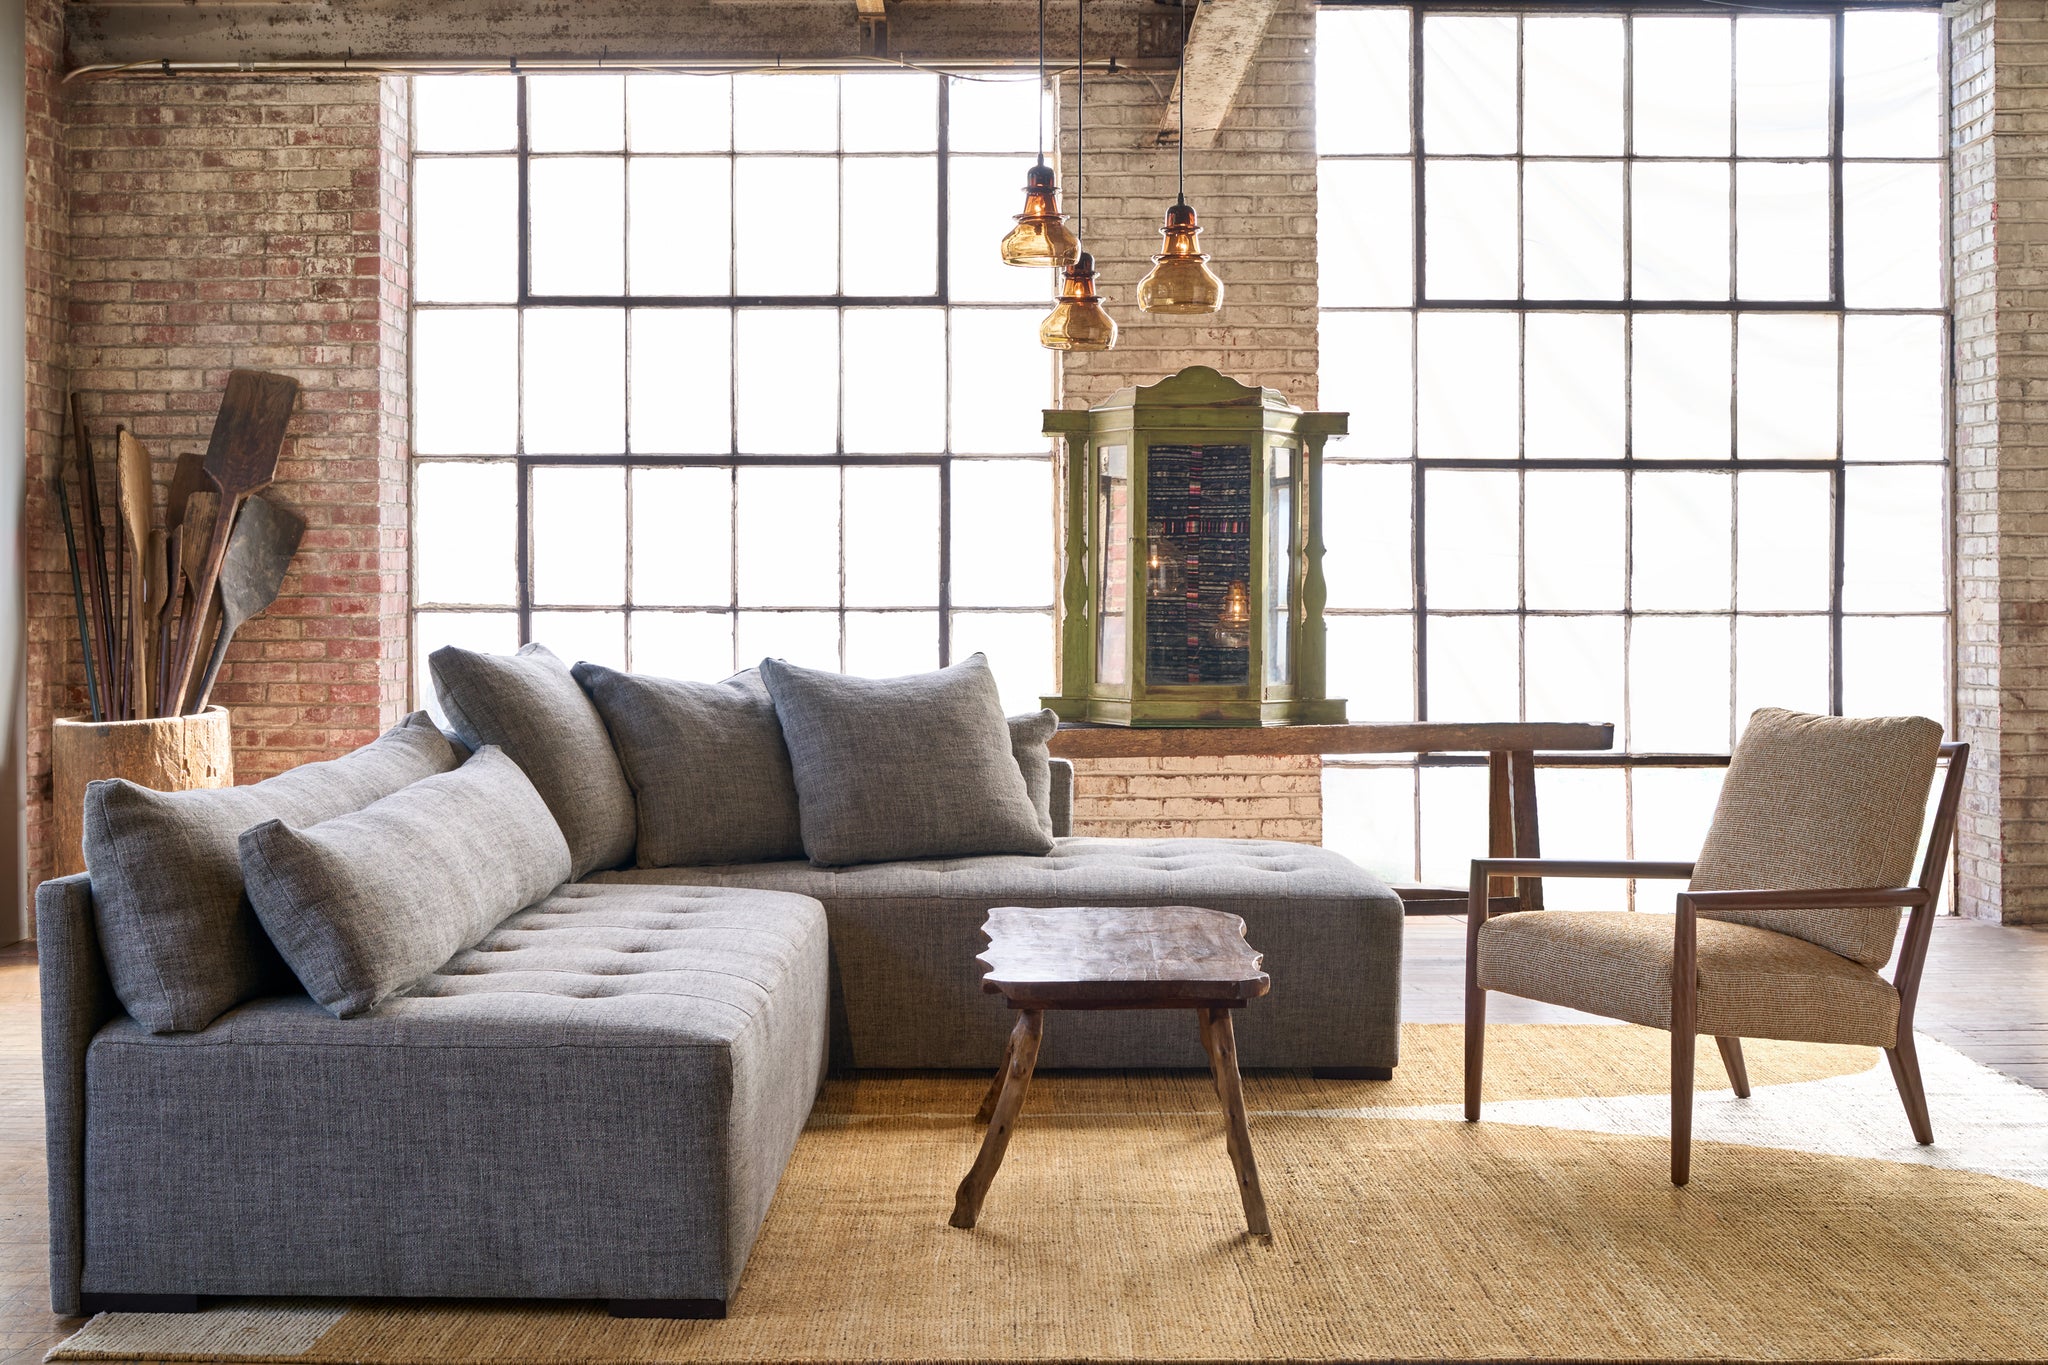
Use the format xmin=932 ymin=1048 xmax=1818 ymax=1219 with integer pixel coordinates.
xmin=1204 ymin=1007 xmax=1270 ymax=1238
xmin=1671 ymin=1024 xmax=1696 ymax=1187
xmin=951 ymin=1010 xmax=1044 ymax=1229
xmin=1886 ymin=1032 xmax=1935 ymax=1145
xmin=1715 ymin=1036 xmax=1751 ymax=1098
xmin=1464 ymin=986 xmax=1486 ymax=1122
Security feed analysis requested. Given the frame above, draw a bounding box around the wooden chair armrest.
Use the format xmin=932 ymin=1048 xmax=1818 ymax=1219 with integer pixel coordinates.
xmin=1675 ymin=886 xmax=1931 ymax=911
xmin=1469 ymin=858 xmax=1698 ymax=881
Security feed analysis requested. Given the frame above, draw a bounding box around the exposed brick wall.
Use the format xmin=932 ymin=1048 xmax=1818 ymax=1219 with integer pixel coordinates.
xmin=22 ymin=0 xmax=70 ymax=895
xmin=24 ymin=72 xmax=410 ymax=885
xmin=1951 ymin=0 xmax=2048 ymax=924
xmin=1055 ymin=0 xmax=1322 ymax=842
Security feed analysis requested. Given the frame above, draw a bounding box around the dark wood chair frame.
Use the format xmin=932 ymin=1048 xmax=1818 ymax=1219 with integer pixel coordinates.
xmin=1462 ymin=743 xmax=1969 ymax=1187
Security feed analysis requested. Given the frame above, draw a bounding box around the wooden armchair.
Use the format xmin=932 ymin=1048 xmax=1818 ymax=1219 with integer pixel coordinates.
xmin=1463 ymin=709 xmax=1969 ymax=1186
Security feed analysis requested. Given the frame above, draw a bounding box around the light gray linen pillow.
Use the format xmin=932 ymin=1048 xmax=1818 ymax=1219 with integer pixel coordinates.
xmin=82 ymin=712 xmax=461 ymax=1034
xmin=760 ymin=653 xmax=1054 ymax=866
xmin=239 ymin=747 xmax=571 ymax=1019
xmin=571 ymin=663 xmax=805 ymax=867
xmin=1009 ymin=709 xmax=1060 ymax=839
xmin=429 ymin=642 xmax=636 ymax=878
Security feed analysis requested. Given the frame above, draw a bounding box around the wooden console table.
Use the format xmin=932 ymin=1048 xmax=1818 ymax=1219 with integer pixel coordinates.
xmin=1046 ymin=722 xmax=1617 ymax=913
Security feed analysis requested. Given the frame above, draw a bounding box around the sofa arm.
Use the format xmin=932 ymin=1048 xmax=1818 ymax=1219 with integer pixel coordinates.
xmin=37 ymin=873 xmax=115 ymax=1317
xmin=1049 ymin=758 xmax=1075 ymax=838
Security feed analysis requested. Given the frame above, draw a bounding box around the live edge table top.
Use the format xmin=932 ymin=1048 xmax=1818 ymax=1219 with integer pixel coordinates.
xmin=975 ymin=906 xmax=1272 ymax=1010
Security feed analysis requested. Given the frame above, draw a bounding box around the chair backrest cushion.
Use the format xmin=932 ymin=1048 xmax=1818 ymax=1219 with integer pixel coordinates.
xmin=1690 ymin=708 xmax=1942 ymax=967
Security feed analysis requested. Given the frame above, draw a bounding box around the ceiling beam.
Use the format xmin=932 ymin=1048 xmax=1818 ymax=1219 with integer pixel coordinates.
xmin=1156 ymin=0 xmax=1279 ymax=150
xmin=64 ymin=1 xmax=1174 ymax=70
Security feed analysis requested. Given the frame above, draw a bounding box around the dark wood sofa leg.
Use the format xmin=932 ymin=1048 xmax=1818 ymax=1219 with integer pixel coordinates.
xmin=1311 ymin=1065 xmax=1394 ymax=1081
xmin=1715 ymin=1036 xmax=1751 ymax=1097
xmin=608 ymin=1298 xmax=727 ymax=1320
xmin=78 ymin=1293 xmax=201 ymax=1314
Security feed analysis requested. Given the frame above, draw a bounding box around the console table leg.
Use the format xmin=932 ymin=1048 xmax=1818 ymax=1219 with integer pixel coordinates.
xmin=951 ymin=1009 xmax=1043 ymax=1229
xmin=1196 ymin=1008 xmax=1224 ymax=1099
xmin=1204 ymin=1007 xmax=1270 ymax=1237
xmin=974 ymin=1029 xmax=1017 ymax=1123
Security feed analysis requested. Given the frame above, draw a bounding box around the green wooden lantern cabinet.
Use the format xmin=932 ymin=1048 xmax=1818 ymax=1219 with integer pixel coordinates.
xmin=1041 ymin=366 xmax=1349 ymax=726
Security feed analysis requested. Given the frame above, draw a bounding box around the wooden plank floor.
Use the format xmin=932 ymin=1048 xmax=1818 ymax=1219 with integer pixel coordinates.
xmin=0 ymin=918 xmax=2044 ymax=1360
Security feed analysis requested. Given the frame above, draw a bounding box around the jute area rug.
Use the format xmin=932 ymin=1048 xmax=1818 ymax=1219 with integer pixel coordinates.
xmin=50 ymin=1024 xmax=2048 ymax=1364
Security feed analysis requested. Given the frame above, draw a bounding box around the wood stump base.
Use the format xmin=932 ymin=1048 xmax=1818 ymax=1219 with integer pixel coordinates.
xmin=51 ymin=708 xmax=234 ymax=878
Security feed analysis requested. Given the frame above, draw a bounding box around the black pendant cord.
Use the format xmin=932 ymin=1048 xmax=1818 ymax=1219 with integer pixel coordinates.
xmin=1075 ymin=0 xmax=1084 ymax=247
xmin=1035 ymin=0 xmax=1046 ymax=168
xmin=1177 ymin=0 xmax=1187 ymax=209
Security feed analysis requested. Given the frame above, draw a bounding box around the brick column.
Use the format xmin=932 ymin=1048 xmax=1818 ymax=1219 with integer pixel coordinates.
xmin=26 ymin=72 xmax=412 ymax=886
xmin=1055 ymin=0 xmax=1322 ymax=842
xmin=1951 ymin=0 xmax=2048 ymax=924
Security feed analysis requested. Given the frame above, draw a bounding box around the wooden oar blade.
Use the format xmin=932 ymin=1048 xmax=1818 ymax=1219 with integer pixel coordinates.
xmin=164 ymin=449 xmax=206 ymax=531
xmin=218 ymin=493 xmax=306 ymax=625
xmin=203 ymin=370 xmax=299 ymax=498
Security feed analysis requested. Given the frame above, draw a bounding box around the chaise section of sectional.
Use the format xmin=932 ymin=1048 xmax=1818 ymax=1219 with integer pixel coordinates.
xmin=588 ymin=838 xmax=1403 ymax=1074
xmin=40 ymin=877 xmax=829 ymax=1318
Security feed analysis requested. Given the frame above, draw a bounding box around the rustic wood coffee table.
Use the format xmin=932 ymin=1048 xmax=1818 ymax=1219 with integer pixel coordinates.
xmin=948 ymin=905 xmax=1273 ymax=1237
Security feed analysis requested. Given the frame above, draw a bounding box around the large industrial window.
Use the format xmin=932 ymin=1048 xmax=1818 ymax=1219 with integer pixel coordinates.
xmin=408 ymin=72 xmax=1058 ymax=715
xmin=1314 ymin=4 xmax=1950 ymax=901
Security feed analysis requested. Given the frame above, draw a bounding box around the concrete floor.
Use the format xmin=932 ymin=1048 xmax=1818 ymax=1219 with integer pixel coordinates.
xmin=1 ymin=917 xmax=2044 ymax=1359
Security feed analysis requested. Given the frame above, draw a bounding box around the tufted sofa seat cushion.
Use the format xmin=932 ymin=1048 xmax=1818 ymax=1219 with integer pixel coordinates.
xmin=589 ymin=837 xmax=1403 ymax=1071
xmin=78 ymin=883 xmax=829 ymax=1306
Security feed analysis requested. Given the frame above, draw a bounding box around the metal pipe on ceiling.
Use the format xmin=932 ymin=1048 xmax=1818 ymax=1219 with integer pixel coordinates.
xmin=61 ymin=53 xmax=1167 ymax=83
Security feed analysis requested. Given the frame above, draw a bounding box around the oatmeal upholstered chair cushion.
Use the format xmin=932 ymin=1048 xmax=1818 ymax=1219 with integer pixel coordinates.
xmin=430 ymin=643 xmax=637 ymax=878
xmin=572 ymin=663 xmax=806 ymax=868
xmin=240 ymin=747 xmax=571 ymax=1018
xmin=761 ymin=653 xmax=1054 ymax=866
xmin=81 ymin=712 xmax=462 ymax=1034
xmin=1476 ymin=911 xmax=1900 ymax=1047
xmin=1690 ymin=708 xmax=1943 ymax=967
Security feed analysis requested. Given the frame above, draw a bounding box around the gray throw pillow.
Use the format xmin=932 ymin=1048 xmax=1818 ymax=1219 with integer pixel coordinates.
xmin=572 ymin=663 xmax=805 ymax=867
xmin=81 ymin=712 xmax=461 ymax=1034
xmin=1009 ymin=709 xmax=1060 ymax=839
xmin=239 ymin=747 xmax=571 ymax=1019
xmin=760 ymin=653 xmax=1054 ymax=866
xmin=429 ymin=642 xmax=636 ymax=878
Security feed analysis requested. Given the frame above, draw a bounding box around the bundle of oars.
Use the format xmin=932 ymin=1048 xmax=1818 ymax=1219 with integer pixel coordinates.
xmin=54 ymin=370 xmax=306 ymax=721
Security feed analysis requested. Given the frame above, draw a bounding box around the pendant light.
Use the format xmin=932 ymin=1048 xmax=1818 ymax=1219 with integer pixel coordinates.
xmin=999 ymin=0 xmax=1080 ymax=268
xmin=1138 ymin=0 xmax=1224 ymax=315
xmin=1040 ymin=0 xmax=1118 ymax=352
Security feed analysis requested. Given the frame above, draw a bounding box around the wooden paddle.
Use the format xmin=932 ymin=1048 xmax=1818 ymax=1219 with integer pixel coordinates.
xmin=67 ymin=395 xmax=115 ymax=719
xmin=115 ymin=428 xmax=157 ymax=717
xmin=156 ymin=450 xmax=208 ymax=714
xmin=168 ymin=490 xmax=219 ymax=716
xmin=190 ymin=494 xmax=306 ymax=714
xmin=165 ymin=369 xmax=299 ymax=713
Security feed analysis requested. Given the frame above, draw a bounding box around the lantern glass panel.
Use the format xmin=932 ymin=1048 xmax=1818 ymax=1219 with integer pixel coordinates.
xmin=1267 ymin=444 xmax=1296 ymax=685
xmin=1145 ymin=443 xmax=1253 ymax=687
xmin=1097 ymin=444 xmax=1130 ymax=685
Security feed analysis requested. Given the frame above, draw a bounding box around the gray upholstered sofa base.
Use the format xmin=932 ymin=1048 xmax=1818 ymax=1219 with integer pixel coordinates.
xmin=596 ymin=837 xmax=1404 ymax=1072
xmin=40 ymin=877 xmax=829 ymax=1317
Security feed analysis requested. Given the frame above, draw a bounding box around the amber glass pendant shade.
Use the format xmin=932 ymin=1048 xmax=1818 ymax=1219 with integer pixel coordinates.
xmin=1137 ymin=202 xmax=1224 ymax=315
xmin=1039 ymin=252 xmax=1118 ymax=352
xmin=1000 ymin=164 xmax=1081 ymax=268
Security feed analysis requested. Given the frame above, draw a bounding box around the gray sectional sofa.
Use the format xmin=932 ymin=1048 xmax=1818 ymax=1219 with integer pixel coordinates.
xmin=40 ymin=649 xmax=1403 ymax=1320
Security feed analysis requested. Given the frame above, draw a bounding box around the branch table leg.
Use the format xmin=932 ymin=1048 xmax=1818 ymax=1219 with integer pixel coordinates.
xmin=951 ymin=1009 xmax=1044 ymax=1229
xmin=1204 ymin=1007 xmax=1270 ymax=1237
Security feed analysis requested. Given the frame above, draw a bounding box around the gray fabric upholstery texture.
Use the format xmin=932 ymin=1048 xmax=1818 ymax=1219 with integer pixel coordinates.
xmin=762 ymin=653 xmax=1053 ymax=866
xmin=430 ymin=643 xmax=637 ymax=879
xmin=572 ymin=663 xmax=805 ymax=868
xmin=240 ymin=748 xmax=571 ymax=1018
xmin=593 ymin=837 xmax=1404 ymax=1070
xmin=1048 ymin=758 xmax=1074 ymax=839
xmin=1693 ymin=707 xmax=1944 ymax=967
xmin=77 ymin=884 xmax=830 ymax=1305
xmin=1009 ymin=709 xmax=1060 ymax=838
xmin=81 ymin=712 xmax=460 ymax=1034
xmin=36 ymin=874 xmax=113 ymax=1316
